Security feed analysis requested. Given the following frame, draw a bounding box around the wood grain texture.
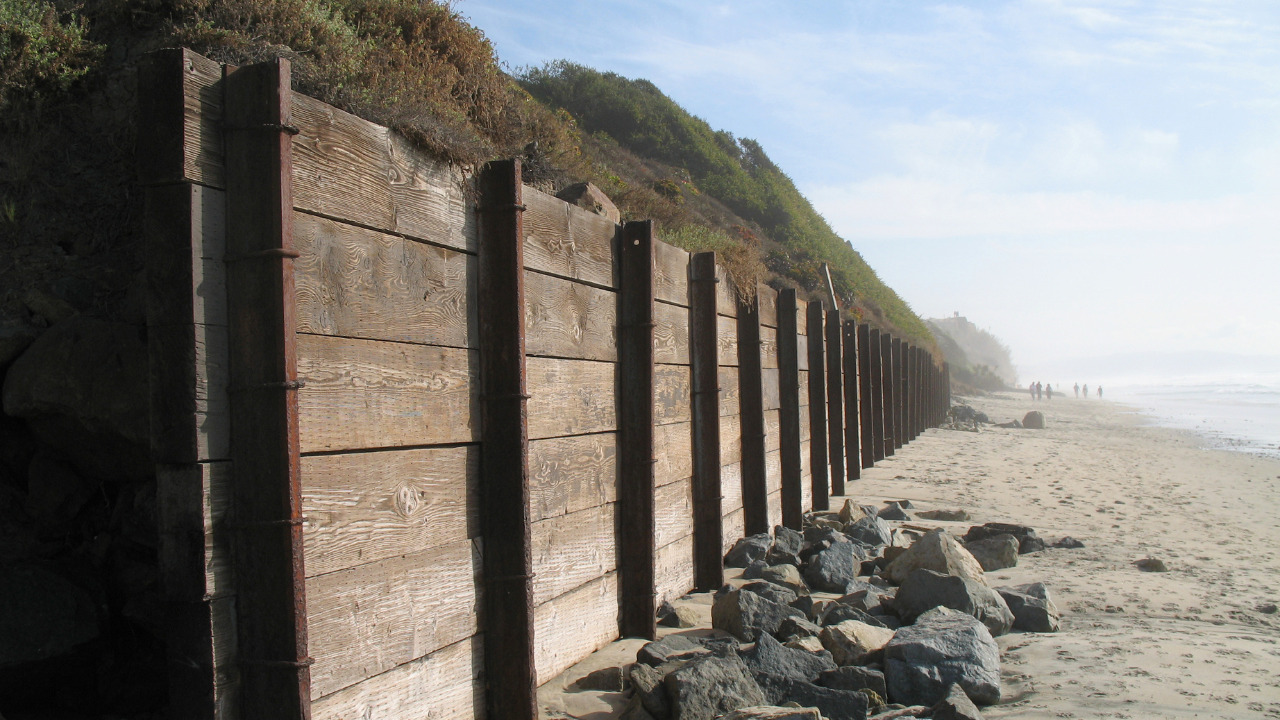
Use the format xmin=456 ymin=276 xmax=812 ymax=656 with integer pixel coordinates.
xmin=301 ymin=447 xmax=477 ymax=577
xmin=306 ymin=540 xmax=480 ymax=698
xmin=757 ymin=286 xmax=777 ymax=328
xmin=169 ymin=49 xmax=226 ymax=187
xmin=715 ymin=265 xmax=738 ymax=318
xmin=525 ymin=270 xmax=617 ymax=361
xmin=655 ymin=477 xmax=694 ymax=549
xmin=210 ymin=595 xmax=240 ymax=714
xmin=296 ymin=334 xmax=478 ymax=452
xmin=523 ymin=186 xmax=616 ymax=288
xmin=201 ymin=463 xmax=233 ymax=601
xmin=717 ymin=315 xmax=739 ymax=367
xmin=654 ymin=301 xmax=690 ymax=365
xmin=720 ymin=415 xmax=743 ymax=466
xmin=799 ymin=441 xmax=813 ymax=512
xmin=764 ymin=410 xmax=782 ymax=453
xmin=720 ymin=460 xmax=743 ymax=512
xmin=760 ymin=325 xmax=779 ymax=370
xmin=654 ymin=363 xmax=692 ymax=426
xmin=762 ymin=368 xmax=781 ymax=411
xmin=654 ymin=240 xmax=690 ymax=306
xmin=311 ymin=634 xmax=482 ymax=720
xmin=766 ymin=489 xmax=782 ymax=532
xmin=294 ymin=212 xmax=474 ymax=348
xmin=655 ymin=534 xmax=695 ymax=605
xmin=529 ymin=433 xmax=617 ymax=522
xmin=534 ymin=573 xmax=620 ymax=685
xmin=721 ymin=508 xmax=745 ymax=554
xmin=531 ymin=503 xmax=617 ymax=606
xmin=718 ymin=367 xmax=741 ymax=417
xmin=292 ymin=93 xmax=476 ymax=251
xmin=765 ymin=450 xmax=782 ymax=495
xmin=655 ymin=420 xmax=694 ymax=489
xmin=527 ymin=357 xmax=615 ymax=439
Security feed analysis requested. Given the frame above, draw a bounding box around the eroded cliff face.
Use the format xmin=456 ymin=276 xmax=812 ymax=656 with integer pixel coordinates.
xmin=927 ymin=316 xmax=1016 ymax=388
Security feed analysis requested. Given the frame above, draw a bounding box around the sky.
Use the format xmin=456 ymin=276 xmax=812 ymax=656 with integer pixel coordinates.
xmin=456 ymin=0 xmax=1280 ymax=384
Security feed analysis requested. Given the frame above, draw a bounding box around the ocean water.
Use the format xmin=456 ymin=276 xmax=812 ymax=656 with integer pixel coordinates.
xmin=1107 ymin=373 xmax=1280 ymax=459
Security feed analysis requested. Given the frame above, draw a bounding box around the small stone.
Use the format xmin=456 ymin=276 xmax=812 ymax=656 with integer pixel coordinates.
xmin=1135 ymin=557 xmax=1168 ymax=572
xmin=963 ymin=523 xmax=1045 ymax=555
xmin=658 ymin=604 xmax=700 ymax=629
xmin=917 ymin=509 xmax=969 ymax=522
xmin=1256 ymin=603 xmax=1277 ymax=614
xmin=1052 ymin=537 xmax=1085 ymax=549
xmin=845 ymin=514 xmax=893 ymax=547
xmin=751 ymin=673 xmax=871 ymax=720
xmin=878 ymin=503 xmax=911 ymax=522
xmin=892 ymin=569 xmax=1013 ymax=637
xmin=805 ymin=542 xmax=868 ymax=593
xmin=664 ymin=653 xmax=768 ymax=720
xmin=962 ymin=535 xmax=1018 ymax=572
xmin=743 ymin=560 xmax=769 ymax=579
xmin=763 ymin=564 xmax=809 ymax=595
xmin=728 ymin=534 xmax=776 ymax=567
xmin=721 ymin=707 xmax=822 ymax=720
xmin=574 ymin=666 xmax=625 ymax=691
xmin=1021 ymin=411 xmax=1045 ymax=429
xmin=777 ymin=616 xmax=823 ymax=640
xmin=995 ymin=583 xmax=1060 ymax=633
xmin=819 ymin=620 xmax=896 ymax=666
xmin=742 ymin=581 xmax=800 ymax=606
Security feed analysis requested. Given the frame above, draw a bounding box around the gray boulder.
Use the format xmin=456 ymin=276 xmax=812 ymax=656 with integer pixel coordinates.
xmin=657 ymin=601 xmax=699 ymax=629
xmin=819 ymin=619 xmax=896 ymax=666
xmin=995 ymin=582 xmax=1060 ymax=633
xmin=575 ymin=665 xmax=625 ymax=691
xmin=741 ymin=581 xmax=799 ymax=606
xmin=805 ymin=542 xmax=868 ymax=593
xmin=883 ymin=529 xmax=986 ymax=586
xmin=739 ymin=632 xmax=837 ymax=682
xmin=752 ymin=673 xmax=870 ymax=720
xmin=639 ymin=634 xmax=707 ymax=666
xmin=820 ymin=604 xmax=889 ymax=629
xmin=727 ymin=534 xmax=775 ymax=567
xmin=743 ymin=559 xmax=769 ymax=579
xmin=893 ymin=569 xmax=1013 ymax=637
xmin=932 ymin=683 xmax=983 ymax=720
xmin=777 ymin=615 xmax=823 ymax=640
xmin=773 ymin=525 xmax=805 ymax=557
xmin=883 ymin=607 xmax=1000 ymax=706
xmin=817 ymin=665 xmax=887 ymax=701
xmin=629 ymin=663 xmax=670 ymax=718
xmin=762 ymin=564 xmax=808 ymax=594
xmin=963 ymin=523 xmax=1045 ymax=555
xmin=664 ymin=652 xmax=767 ymax=720
xmin=844 ymin=514 xmax=893 ymax=547
xmin=877 ymin=503 xmax=911 ymax=521
xmin=713 ymin=588 xmax=804 ymax=642
xmin=962 ymin=535 xmax=1018 ymax=572
xmin=1021 ymin=411 xmax=1045 ymax=429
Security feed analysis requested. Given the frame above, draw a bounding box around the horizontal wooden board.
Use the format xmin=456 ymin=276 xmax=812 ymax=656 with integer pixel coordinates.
xmin=181 ymin=50 xmax=225 ymax=187
xmin=529 ymin=433 xmax=617 ymax=522
xmin=764 ymin=410 xmax=781 ymax=453
xmin=757 ymin=285 xmax=778 ymax=328
xmin=654 ymin=301 xmax=690 ymax=365
xmin=721 ymin=460 xmax=743 ymax=512
xmin=765 ymin=450 xmax=782 ymax=495
xmin=715 ymin=265 xmax=738 ymax=318
xmin=294 ymin=212 xmax=474 ymax=349
xmin=762 ymin=368 xmax=781 ymax=411
xmin=655 ymin=534 xmax=695 ymax=605
xmin=525 ymin=270 xmax=617 ymax=362
xmin=797 ymin=334 xmax=809 ymax=371
xmin=767 ymin=489 xmax=782 ymax=531
xmin=718 ymin=367 xmax=741 ymax=418
xmin=532 ymin=503 xmax=617 ymax=606
xmin=301 ymin=446 xmax=477 ymax=577
xmin=717 ymin=315 xmax=739 ymax=367
xmin=719 ymin=414 xmax=743 ymax=466
xmin=311 ymin=634 xmax=482 ymax=720
xmin=655 ymin=421 xmax=694 ymax=489
xmin=655 ymin=363 xmax=692 ymax=426
xmin=523 ymin=186 xmax=616 ymax=288
xmin=800 ymin=440 xmax=813 ymax=512
xmin=306 ymin=540 xmax=480 ymax=699
xmin=655 ymin=477 xmax=694 ymax=549
xmin=297 ymin=335 xmax=478 ymax=453
xmin=654 ymin=240 xmax=690 ymax=307
xmin=534 ymin=573 xmax=619 ymax=685
xmin=292 ymin=93 xmax=475 ymax=252
xmin=527 ymin=357 xmax=616 ymax=439
xmin=760 ymin=326 xmax=779 ymax=370
xmin=721 ymin=508 xmax=746 ymax=555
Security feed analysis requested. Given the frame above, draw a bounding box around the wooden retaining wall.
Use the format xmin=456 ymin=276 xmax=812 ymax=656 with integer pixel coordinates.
xmin=139 ymin=49 xmax=951 ymax=720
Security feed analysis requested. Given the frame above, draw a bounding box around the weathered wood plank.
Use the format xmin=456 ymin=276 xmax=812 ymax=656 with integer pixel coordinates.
xmin=292 ymin=92 xmax=476 ymax=252
xmin=525 ymin=270 xmax=616 ymax=361
xmin=762 ymin=368 xmax=781 ymax=411
xmin=527 ymin=356 xmax=615 ymax=439
xmin=655 ymin=477 xmax=694 ymax=549
xmin=764 ymin=410 xmax=782 ymax=453
xmin=654 ymin=240 xmax=690 ymax=306
xmin=137 ymin=48 xmax=225 ymax=187
xmin=717 ymin=315 xmax=739 ymax=367
xmin=766 ymin=489 xmax=782 ymax=532
xmin=655 ymin=535 xmax=695 ymax=605
xmin=523 ymin=186 xmax=616 ymax=288
xmin=715 ymin=265 xmax=738 ymax=318
xmin=531 ymin=503 xmax=617 ymax=606
xmin=757 ymin=285 xmax=778 ymax=328
xmin=720 ymin=415 xmax=743 ymax=466
xmin=760 ymin=325 xmax=779 ymax=370
xmin=296 ymin=335 xmax=478 ymax=452
xmin=533 ymin=574 xmax=620 ymax=685
xmin=210 ymin=594 xmax=240 ymax=708
xmin=294 ymin=212 xmax=474 ymax=348
xmin=306 ymin=540 xmax=479 ymax=698
xmin=301 ymin=447 xmax=476 ymax=578
xmin=765 ymin=450 xmax=782 ymax=496
xmin=721 ymin=460 xmax=743 ymax=512
xmin=736 ymin=297 xmax=767 ymax=536
xmin=718 ymin=367 xmax=741 ymax=417
xmin=654 ymin=363 xmax=692 ymax=426
xmin=721 ymin=508 xmax=745 ymax=554
xmin=655 ymin=421 xmax=694 ymax=489
xmin=311 ymin=634 xmax=483 ymax=720
xmin=654 ymin=300 xmax=690 ymax=365
xmin=777 ymin=290 xmax=801 ymax=529
xmin=529 ymin=433 xmax=617 ymax=522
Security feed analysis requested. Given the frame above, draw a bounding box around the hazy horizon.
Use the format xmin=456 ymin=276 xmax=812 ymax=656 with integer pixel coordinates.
xmin=459 ymin=1 xmax=1280 ymax=379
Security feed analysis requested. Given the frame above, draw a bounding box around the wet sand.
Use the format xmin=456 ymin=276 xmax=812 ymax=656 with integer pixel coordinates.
xmin=542 ymin=391 xmax=1280 ymax=718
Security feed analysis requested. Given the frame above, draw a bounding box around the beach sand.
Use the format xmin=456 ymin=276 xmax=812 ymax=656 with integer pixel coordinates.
xmin=541 ymin=391 xmax=1280 ymax=719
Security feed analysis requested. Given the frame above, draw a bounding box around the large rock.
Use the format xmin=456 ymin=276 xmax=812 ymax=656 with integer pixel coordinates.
xmin=556 ymin=182 xmax=621 ymax=223
xmin=0 ymin=564 xmax=100 ymax=667
xmin=777 ymin=616 xmax=823 ymax=640
xmin=804 ymin=542 xmax=868 ymax=593
xmin=739 ymin=633 xmax=836 ymax=682
xmin=752 ymin=673 xmax=870 ymax=720
xmin=819 ymin=620 xmax=896 ymax=666
xmin=1021 ymin=411 xmax=1045 ymax=429
xmin=962 ymin=535 xmax=1019 ymax=572
xmin=727 ymin=534 xmax=774 ymax=567
xmin=771 ymin=525 xmax=805 ymax=561
xmin=638 ymin=634 xmax=707 ymax=666
xmin=883 ymin=529 xmax=986 ymax=586
xmin=762 ymin=564 xmax=808 ymax=594
xmin=932 ymin=683 xmax=983 ymax=720
xmin=629 ymin=663 xmax=671 ymax=718
xmin=721 ymin=707 xmax=822 ymax=720
xmin=817 ymin=665 xmax=887 ymax=701
xmin=741 ymin=581 xmax=799 ymax=606
xmin=2 ymin=317 xmax=150 ymax=479
xmin=819 ymin=604 xmax=888 ymax=629
xmin=713 ymin=588 xmax=804 ymax=642
xmin=893 ymin=569 xmax=1013 ymax=637
xmin=844 ymin=514 xmax=893 ymax=547
xmin=877 ymin=503 xmax=912 ymax=522
xmin=664 ymin=653 xmax=767 ymax=720
xmin=883 ymin=607 xmax=1000 ymax=706
xmin=995 ymin=582 xmax=1060 ymax=633
xmin=963 ymin=523 xmax=1045 ymax=555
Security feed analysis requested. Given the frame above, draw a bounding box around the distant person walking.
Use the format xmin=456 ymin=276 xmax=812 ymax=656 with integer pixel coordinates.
xmin=1029 ymin=382 xmax=1036 ymax=400
xmin=1083 ymin=383 xmax=1089 ymax=398
xmin=1074 ymin=383 xmax=1080 ymax=398
xmin=1046 ymin=384 xmax=1053 ymax=400
xmin=1036 ymin=381 xmax=1043 ymax=401
xmin=1098 ymin=385 xmax=1103 ymax=399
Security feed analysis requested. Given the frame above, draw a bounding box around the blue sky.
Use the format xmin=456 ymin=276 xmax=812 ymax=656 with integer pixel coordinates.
xmin=457 ymin=0 xmax=1280 ymax=383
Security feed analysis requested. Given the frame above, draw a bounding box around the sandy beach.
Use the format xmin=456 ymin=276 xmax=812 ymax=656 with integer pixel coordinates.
xmin=541 ymin=391 xmax=1280 ymax=719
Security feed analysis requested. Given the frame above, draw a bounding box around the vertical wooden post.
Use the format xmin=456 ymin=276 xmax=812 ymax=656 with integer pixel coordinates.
xmin=619 ymin=221 xmax=657 ymax=637
xmin=891 ymin=337 xmax=904 ymax=450
xmin=856 ymin=324 xmax=875 ymax=470
xmin=914 ymin=348 xmax=924 ymax=436
xmin=689 ymin=252 xmax=723 ymax=591
xmin=806 ymin=303 xmax=829 ymax=510
xmin=841 ymin=322 xmax=861 ymax=482
xmin=737 ymin=293 xmax=768 ymax=535
xmin=881 ymin=333 xmax=896 ymax=457
xmin=868 ymin=328 xmax=885 ymax=462
xmin=825 ymin=310 xmax=846 ymax=496
xmin=905 ymin=345 xmax=916 ymax=441
xmin=777 ymin=290 xmax=803 ymax=529
xmin=476 ymin=160 xmax=538 ymax=715
xmin=222 ymin=59 xmax=310 ymax=719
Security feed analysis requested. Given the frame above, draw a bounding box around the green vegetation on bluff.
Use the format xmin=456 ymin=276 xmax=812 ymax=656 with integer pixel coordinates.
xmin=0 ymin=0 xmax=933 ymax=349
